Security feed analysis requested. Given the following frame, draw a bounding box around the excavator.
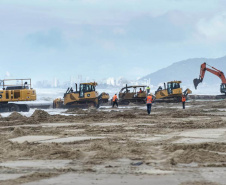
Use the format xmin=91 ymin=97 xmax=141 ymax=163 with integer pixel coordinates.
xmin=193 ymin=62 xmax=226 ymax=95
xmin=53 ymin=82 xmax=109 ymax=109
xmin=155 ymin=81 xmax=192 ymax=102
xmin=0 ymin=79 xmax=36 ymax=112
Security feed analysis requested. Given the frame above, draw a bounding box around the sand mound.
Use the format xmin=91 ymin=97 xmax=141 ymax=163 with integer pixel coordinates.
xmin=12 ymin=127 xmax=26 ymax=136
xmin=88 ymin=107 xmax=98 ymax=113
xmin=66 ymin=108 xmax=86 ymax=114
xmin=110 ymin=112 xmax=136 ymax=119
xmin=31 ymin=110 xmax=50 ymax=121
xmin=9 ymin=112 xmax=25 ymax=120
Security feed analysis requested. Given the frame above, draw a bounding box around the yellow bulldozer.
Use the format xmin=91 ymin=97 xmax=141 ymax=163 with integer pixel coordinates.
xmin=0 ymin=79 xmax=36 ymax=112
xmin=114 ymin=85 xmax=147 ymax=105
xmin=53 ymin=82 xmax=109 ymax=109
xmin=155 ymin=81 xmax=192 ymax=102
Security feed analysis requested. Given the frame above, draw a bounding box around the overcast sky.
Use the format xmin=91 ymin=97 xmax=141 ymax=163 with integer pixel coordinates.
xmin=0 ymin=0 xmax=226 ymax=82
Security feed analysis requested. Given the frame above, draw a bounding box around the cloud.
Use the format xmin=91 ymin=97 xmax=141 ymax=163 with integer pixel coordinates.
xmin=126 ymin=13 xmax=190 ymax=43
xmin=196 ymin=12 xmax=226 ymax=42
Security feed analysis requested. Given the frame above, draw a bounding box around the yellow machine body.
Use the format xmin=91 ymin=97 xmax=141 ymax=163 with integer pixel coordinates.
xmin=0 ymin=89 xmax=36 ymax=103
xmin=0 ymin=79 xmax=36 ymax=112
xmin=99 ymin=92 xmax=110 ymax=103
xmin=64 ymin=91 xmax=99 ymax=106
xmin=53 ymin=82 xmax=108 ymax=109
xmin=117 ymin=85 xmax=147 ymax=105
xmin=155 ymin=81 xmax=192 ymax=102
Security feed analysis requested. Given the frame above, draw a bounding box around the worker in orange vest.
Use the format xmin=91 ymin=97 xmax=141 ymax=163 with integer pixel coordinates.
xmin=112 ymin=94 xmax=118 ymax=108
xmin=146 ymin=93 xmax=153 ymax=115
xmin=182 ymin=95 xmax=186 ymax=109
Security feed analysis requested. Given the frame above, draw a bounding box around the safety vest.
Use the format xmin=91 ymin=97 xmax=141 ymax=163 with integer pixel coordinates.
xmin=113 ymin=95 xmax=117 ymax=102
xmin=182 ymin=96 xmax=186 ymax=102
xmin=146 ymin=95 xmax=153 ymax=104
xmin=146 ymin=87 xmax=150 ymax=90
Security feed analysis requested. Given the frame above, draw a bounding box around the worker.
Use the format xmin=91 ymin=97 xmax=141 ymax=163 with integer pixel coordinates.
xmin=139 ymin=88 xmax=143 ymax=93
xmin=146 ymin=86 xmax=150 ymax=94
xmin=146 ymin=93 xmax=153 ymax=115
xmin=182 ymin=95 xmax=186 ymax=109
xmin=112 ymin=94 xmax=118 ymax=108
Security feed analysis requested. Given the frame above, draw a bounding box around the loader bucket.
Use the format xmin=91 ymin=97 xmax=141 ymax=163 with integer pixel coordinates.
xmin=193 ymin=78 xmax=201 ymax=89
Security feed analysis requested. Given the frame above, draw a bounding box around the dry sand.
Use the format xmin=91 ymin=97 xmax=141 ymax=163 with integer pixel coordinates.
xmin=0 ymin=100 xmax=226 ymax=184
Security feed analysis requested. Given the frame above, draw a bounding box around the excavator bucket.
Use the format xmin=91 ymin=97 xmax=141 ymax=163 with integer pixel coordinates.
xmin=193 ymin=78 xmax=202 ymax=89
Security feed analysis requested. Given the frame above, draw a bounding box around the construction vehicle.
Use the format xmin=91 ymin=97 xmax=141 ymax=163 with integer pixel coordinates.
xmin=53 ymin=82 xmax=109 ymax=109
xmin=155 ymin=81 xmax=192 ymax=102
xmin=115 ymin=85 xmax=147 ymax=105
xmin=193 ymin=62 xmax=226 ymax=95
xmin=0 ymin=79 xmax=36 ymax=112
xmin=98 ymin=92 xmax=110 ymax=104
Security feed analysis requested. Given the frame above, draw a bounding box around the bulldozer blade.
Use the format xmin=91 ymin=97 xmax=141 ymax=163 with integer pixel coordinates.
xmin=193 ymin=78 xmax=201 ymax=89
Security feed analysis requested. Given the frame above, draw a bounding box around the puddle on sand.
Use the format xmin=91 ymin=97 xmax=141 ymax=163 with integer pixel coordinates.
xmin=64 ymin=129 xmax=85 ymax=132
xmin=9 ymin=135 xmax=58 ymax=143
xmin=173 ymin=138 xmax=217 ymax=144
xmin=178 ymin=128 xmax=226 ymax=139
xmin=0 ymin=160 xmax=71 ymax=169
xmin=137 ymin=169 xmax=174 ymax=175
xmin=39 ymin=136 xmax=105 ymax=143
xmin=0 ymin=125 xmax=40 ymax=129
xmin=0 ymin=174 xmax=25 ymax=181
xmin=40 ymin=123 xmax=79 ymax=127
xmin=90 ymin=123 xmax=123 ymax=127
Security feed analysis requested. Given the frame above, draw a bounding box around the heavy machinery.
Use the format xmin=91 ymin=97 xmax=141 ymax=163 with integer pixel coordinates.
xmin=0 ymin=79 xmax=36 ymax=112
xmin=193 ymin=62 xmax=226 ymax=95
xmin=53 ymin=82 xmax=109 ymax=109
xmin=155 ymin=81 xmax=192 ymax=102
xmin=98 ymin=92 xmax=110 ymax=104
xmin=116 ymin=85 xmax=147 ymax=105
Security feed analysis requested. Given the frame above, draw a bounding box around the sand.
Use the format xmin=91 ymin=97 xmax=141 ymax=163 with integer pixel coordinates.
xmin=0 ymin=100 xmax=226 ymax=185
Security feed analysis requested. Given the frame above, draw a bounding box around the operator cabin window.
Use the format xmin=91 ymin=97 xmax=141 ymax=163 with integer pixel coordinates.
xmin=86 ymin=85 xmax=92 ymax=92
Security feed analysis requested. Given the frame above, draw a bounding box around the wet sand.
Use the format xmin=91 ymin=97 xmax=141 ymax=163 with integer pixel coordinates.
xmin=0 ymin=100 xmax=226 ymax=185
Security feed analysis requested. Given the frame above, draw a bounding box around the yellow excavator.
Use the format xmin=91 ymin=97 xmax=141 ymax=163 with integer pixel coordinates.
xmin=0 ymin=79 xmax=36 ymax=112
xmin=155 ymin=81 xmax=192 ymax=102
xmin=53 ymin=82 xmax=109 ymax=109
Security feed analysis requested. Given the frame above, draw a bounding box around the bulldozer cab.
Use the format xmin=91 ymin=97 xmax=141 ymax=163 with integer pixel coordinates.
xmin=79 ymin=83 xmax=96 ymax=98
xmin=167 ymin=81 xmax=181 ymax=95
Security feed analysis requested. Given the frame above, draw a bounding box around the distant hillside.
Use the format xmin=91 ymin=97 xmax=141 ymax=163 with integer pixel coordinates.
xmin=141 ymin=56 xmax=226 ymax=86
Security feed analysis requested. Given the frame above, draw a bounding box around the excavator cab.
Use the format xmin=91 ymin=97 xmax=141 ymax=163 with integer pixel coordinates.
xmin=220 ymin=84 xmax=226 ymax=94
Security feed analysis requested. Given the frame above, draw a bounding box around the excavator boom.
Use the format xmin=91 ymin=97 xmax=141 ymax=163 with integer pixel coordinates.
xmin=194 ymin=62 xmax=226 ymax=89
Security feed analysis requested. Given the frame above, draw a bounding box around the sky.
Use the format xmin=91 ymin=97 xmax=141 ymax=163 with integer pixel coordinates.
xmin=0 ymin=0 xmax=226 ymax=82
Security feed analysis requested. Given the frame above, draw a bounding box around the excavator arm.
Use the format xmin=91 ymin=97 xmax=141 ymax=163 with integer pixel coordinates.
xmin=193 ymin=62 xmax=226 ymax=89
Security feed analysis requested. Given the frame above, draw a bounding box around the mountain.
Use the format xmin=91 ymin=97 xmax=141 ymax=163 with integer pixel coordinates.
xmin=141 ymin=56 xmax=226 ymax=86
